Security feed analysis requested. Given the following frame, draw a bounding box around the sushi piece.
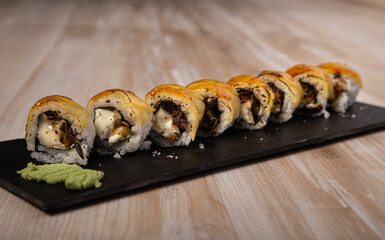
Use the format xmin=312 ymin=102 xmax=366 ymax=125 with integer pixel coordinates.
xmin=319 ymin=62 xmax=362 ymax=113
xmin=286 ymin=64 xmax=333 ymax=118
xmin=145 ymin=84 xmax=205 ymax=147
xmin=258 ymin=71 xmax=304 ymax=123
xmin=25 ymin=95 xmax=95 ymax=165
xmin=86 ymin=89 xmax=154 ymax=158
xmin=187 ymin=79 xmax=240 ymax=137
xmin=227 ymin=75 xmax=274 ymax=130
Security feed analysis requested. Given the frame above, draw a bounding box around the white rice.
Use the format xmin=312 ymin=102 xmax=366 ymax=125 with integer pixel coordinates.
xmin=216 ymin=98 xmax=236 ymax=135
xmin=235 ymin=117 xmax=268 ymax=130
xmin=150 ymin=128 xmax=192 ymax=147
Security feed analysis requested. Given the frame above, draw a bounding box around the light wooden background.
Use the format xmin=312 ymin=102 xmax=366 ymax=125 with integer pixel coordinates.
xmin=1 ymin=0 xmax=385 ymax=239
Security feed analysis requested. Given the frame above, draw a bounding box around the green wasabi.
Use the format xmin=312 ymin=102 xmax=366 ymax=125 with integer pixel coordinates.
xmin=17 ymin=162 xmax=104 ymax=190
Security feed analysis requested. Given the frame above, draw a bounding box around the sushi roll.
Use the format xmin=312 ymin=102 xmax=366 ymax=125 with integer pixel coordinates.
xmin=187 ymin=79 xmax=240 ymax=137
xmin=86 ymin=89 xmax=154 ymax=158
xmin=258 ymin=71 xmax=304 ymax=123
xmin=25 ymin=96 xmax=95 ymax=165
xmin=319 ymin=62 xmax=362 ymax=113
xmin=286 ymin=64 xmax=333 ymax=118
xmin=227 ymin=75 xmax=275 ymax=130
xmin=145 ymin=84 xmax=205 ymax=147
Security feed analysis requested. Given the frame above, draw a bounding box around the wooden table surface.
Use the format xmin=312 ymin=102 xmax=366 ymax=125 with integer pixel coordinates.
xmin=1 ymin=0 xmax=385 ymax=239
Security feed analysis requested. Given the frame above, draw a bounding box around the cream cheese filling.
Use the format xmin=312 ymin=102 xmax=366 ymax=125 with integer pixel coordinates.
xmin=37 ymin=114 xmax=67 ymax=150
xmin=240 ymin=100 xmax=255 ymax=125
xmin=152 ymin=108 xmax=179 ymax=139
xmin=94 ymin=108 xmax=131 ymax=145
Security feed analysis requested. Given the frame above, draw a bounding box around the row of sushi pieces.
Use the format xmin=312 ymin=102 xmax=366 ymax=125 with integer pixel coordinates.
xmin=25 ymin=62 xmax=362 ymax=165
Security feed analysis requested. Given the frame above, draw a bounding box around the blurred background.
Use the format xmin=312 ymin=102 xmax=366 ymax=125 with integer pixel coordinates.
xmin=0 ymin=0 xmax=384 ymax=141
xmin=2 ymin=1 xmax=385 ymax=239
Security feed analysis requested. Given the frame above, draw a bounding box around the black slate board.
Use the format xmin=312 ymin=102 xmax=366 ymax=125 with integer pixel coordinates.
xmin=1 ymin=102 xmax=385 ymax=211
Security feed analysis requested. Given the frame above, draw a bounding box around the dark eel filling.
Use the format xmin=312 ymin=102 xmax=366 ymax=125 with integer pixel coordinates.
xmin=302 ymin=83 xmax=317 ymax=103
xmin=155 ymin=101 xmax=188 ymax=142
xmin=299 ymin=82 xmax=323 ymax=114
xmin=199 ymin=97 xmax=221 ymax=134
xmin=267 ymin=83 xmax=285 ymax=115
xmin=238 ymin=90 xmax=261 ymax=124
xmin=37 ymin=111 xmax=84 ymax=159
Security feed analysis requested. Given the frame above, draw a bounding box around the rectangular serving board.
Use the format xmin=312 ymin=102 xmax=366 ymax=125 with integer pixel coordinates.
xmin=1 ymin=102 xmax=385 ymax=212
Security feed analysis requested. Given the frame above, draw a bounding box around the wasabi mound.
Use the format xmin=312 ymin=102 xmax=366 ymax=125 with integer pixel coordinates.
xmin=17 ymin=162 xmax=104 ymax=190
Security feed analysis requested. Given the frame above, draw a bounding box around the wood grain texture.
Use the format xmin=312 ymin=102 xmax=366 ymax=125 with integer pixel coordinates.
xmin=0 ymin=0 xmax=384 ymax=239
